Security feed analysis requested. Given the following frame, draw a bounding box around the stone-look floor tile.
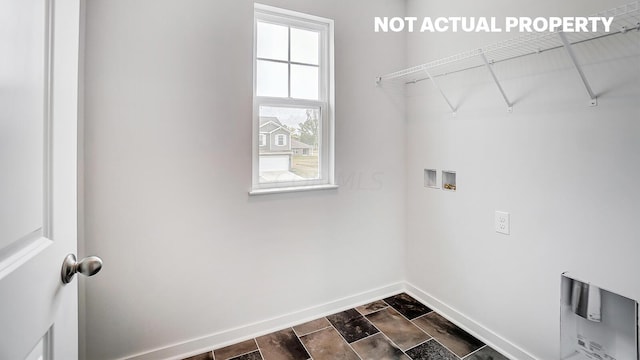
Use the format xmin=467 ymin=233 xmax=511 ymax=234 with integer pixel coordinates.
xmin=293 ymin=317 xmax=331 ymax=336
xmin=383 ymin=293 xmax=432 ymax=320
xmin=351 ymin=333 xmax=410 ymax=360
xmin=405 ymin=340 xmax=458 ymax=360
xmin=300 ymin=326 xmax=360 ymax=360
xmin=215 ymin=339 xmax=259 ymax=360
xmin=326 ymin=308 xmax=379 ymax=343
xmin=183 ymin=351 xmax=214 ymax=360
xmin=356 ymin=300 xmax=389 ymax=316
xmin=412 ymin=312 xmax=484 ymax=358
xmin=366 ymin=307 xmax=431 ymax=351
xmin=256 ymin=328 xmax=310 ymax=360
xmin=230 ymin=351 xmax=263 ymax=360
xmin=464 ymin=346 xmax=510 ymax=360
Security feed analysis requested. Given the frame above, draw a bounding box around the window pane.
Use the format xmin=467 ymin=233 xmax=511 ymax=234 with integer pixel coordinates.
xmin=257 ymin=60 xmax=288 ymax=97
xmin=291 ymin=28 xmax=319 ymax=65
xmin=256 ymin=21 xmax=288 ymax=61
xmin=259 ymin=106 xmax=320 ymax=183
xmin=290 ymin=64 xmax=318 ymax=100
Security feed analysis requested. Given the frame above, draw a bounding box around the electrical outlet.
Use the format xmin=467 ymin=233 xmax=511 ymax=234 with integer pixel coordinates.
xmin=495 ymin=211 xmax=510 ymax=235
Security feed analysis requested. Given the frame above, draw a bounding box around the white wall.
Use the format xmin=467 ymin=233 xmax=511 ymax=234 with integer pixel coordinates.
xmin=84 ymin=1 xmax=640 ymax=359
xmin=405 ymin=0 xmax=640 ymax=359
xmin=82 ymin=0 xmax=406 ymax=359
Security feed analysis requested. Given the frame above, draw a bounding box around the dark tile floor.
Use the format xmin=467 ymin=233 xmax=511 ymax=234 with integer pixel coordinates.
xmin=183 ymin=293 xmax=510 ymax=360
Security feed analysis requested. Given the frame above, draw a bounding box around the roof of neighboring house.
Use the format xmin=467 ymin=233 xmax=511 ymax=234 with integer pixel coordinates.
xmin=259 ymin=116 xmax=291 ymax=134
xmin=291 ymin=139 xmax=314 ymax=149
xmin=259 ymin=116 xmax=282 ymax=126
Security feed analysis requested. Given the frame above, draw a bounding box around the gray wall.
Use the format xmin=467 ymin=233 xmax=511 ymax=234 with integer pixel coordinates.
xmin=405 ymin=0 xmax=640 ymax=359
xmin=82 ymin=0 xmax=406 ymax=359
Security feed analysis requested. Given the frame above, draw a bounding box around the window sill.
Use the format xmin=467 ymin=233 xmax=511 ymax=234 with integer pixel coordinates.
xmin=249 ymin=184 xmax=338 ymax=196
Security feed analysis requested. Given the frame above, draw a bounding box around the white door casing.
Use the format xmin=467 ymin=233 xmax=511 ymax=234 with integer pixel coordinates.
xmin=0 ymin=0 xmax=80 ymax=359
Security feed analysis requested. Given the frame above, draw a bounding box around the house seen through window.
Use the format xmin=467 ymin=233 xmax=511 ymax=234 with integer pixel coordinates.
xmin=252 ymin=4 xmax=334 ymax=193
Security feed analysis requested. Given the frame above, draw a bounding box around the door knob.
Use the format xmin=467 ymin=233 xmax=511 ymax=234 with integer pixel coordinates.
xmin=61 ymin=254 xmax=103 ymax=284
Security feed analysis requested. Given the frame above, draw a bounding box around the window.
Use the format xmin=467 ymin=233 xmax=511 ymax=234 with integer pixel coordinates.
xmin=275 ymin=134 xmax=287 ymax=146
xmin=251 ymin=4 xmax=335 ymax=194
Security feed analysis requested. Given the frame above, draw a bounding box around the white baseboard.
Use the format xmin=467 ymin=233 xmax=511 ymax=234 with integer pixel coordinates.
xmin=121 ymin=282 xmax=405 ymax=360
xmin=122 ymin=281 xmax=539 ymax=360
xmin=405 ymin=282 xmax=539 ymax=360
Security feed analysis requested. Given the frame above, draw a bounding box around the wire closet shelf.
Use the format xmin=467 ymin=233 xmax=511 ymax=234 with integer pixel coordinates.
xmin=375 ymin=1 xmax=639 ymax=111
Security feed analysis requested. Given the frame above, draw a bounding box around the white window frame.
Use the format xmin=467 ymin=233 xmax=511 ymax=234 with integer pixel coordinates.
xmin=250 ymin=4 xmax=336 ymax=195
xmin=259 ymin=134 xmax=266 ymax=147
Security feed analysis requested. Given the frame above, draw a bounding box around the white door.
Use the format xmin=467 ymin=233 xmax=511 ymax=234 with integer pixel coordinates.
xmin=0 ymin=0 xmax=83 ymax=359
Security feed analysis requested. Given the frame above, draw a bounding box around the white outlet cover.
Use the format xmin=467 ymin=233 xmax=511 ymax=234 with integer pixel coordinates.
xmin=495 ymin=211 xmax=510 ymax=235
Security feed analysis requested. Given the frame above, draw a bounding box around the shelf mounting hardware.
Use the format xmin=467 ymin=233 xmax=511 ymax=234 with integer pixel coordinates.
xmin=423 ymin=69 xmax=457 ymax=115
xmin=480 ymin=52 xmax=513 ymax=113
xmin=558 ymin=32 xmax=598 ymax=107
xmin=375 ymin=2 xmax=638 ymax=110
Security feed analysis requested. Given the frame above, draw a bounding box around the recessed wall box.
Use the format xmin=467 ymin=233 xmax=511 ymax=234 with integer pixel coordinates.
xmin=442 ymin=171 xmax=456 ymax=191
xmin=424 ymin=169 xmax=438 ymax=188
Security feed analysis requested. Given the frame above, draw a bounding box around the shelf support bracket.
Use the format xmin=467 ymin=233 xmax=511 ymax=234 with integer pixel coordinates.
xmin=424 ymin=69 xmax=457 ymax=115
xmin=480 ymin=53 xmax=513 ymax=112
xmin=558 ymin=32 xmax=598 ymax=107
